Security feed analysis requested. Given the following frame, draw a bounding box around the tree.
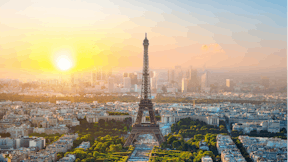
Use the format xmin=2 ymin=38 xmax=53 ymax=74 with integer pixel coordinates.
xmin=162 ymin=86 xmax=167 ymax=93
xmin=108 ymin=144 xmax=122 ymax=152
xmin=98 ymin=119 xmax=105 ymax=127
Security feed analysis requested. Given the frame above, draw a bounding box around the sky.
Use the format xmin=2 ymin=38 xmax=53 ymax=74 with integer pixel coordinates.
xmin=0 ymin=0 xmax=286 ymax=79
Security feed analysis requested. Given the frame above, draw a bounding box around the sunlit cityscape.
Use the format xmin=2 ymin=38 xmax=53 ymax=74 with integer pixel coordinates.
xmin=0 ymin=0 xmax=286 ymax=162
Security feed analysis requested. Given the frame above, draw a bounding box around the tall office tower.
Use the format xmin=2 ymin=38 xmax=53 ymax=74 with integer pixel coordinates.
xmin=71 ymin=74 xmax=75 ymax=85
xmin=168 ymin=69 xmax=175 ymax=83
xmin=260 ymin=76 xmax=269 ymax=88
xmin=92 ymin=67 xmax=102 ymax=81
xmin=123 ymin=73 xmax=128 ymax=78
xmin=90 ymin=71 xmax=93 ymax=86
xmin=152 ymin=71 xmax=157 ymax=78
xmin=129 ymin=73 xmax=138 ymax=85
xmin=182 ymin=78 xmax=188 ymax=93
xmin=188 ymin=68 xmax=198 ymax=92
xmin=91 ymin=69 xmax=96 ymax=86
xmin=150 ymin=71 xmax=154 ymax=78
xmin=226 ymin=79 xmax=230 ymax=87
xmin=123 ymin=77 xmax=131 ymax=89
xmin=201 ymin=71 xmax=209 ymax=92
xmin=174 ymin=66 xmax=183 ymax=90
xmin=107 ymin=69 xmax=113 ymax=78
xmin=108 ymin=77 xmax=114 ymax=93
xmin=167 ymin=69 xmax=170 ymax=82
xmin=150 ymin=77 xmax=157 ymax=90
xmin=137 ymin=72 xmax=142 ymax=84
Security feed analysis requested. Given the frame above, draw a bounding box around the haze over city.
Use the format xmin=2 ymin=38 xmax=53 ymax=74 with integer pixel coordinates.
xmin=0 ymin=0 xmax=286 ymax=80
xmin=0 ymin=1 xmax=287 ymax=162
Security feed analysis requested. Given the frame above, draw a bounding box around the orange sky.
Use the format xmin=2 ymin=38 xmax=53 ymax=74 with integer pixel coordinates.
xmin=0 ymin=0 xmax=286 ymax=80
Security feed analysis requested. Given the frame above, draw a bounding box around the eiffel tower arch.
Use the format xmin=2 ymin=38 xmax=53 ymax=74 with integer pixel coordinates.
xmin=124 ymin=33 xmax=164 ymax=147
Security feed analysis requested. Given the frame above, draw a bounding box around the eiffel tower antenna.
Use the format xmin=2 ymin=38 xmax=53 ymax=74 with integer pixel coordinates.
xmin=124 ymin=33 xmax=164 ymax=147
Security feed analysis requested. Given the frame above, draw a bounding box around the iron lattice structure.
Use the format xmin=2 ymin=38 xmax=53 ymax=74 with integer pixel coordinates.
xmin=124 ymin=33 xmax=164 ymax=147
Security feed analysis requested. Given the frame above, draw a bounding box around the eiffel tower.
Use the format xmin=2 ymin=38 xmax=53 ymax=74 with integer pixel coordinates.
xmin=124 ymin=33 xmax=164 ymax=147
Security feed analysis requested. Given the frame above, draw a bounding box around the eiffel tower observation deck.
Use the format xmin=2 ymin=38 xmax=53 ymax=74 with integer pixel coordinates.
xmin=124 ymin=33 xmax=164 ymax=147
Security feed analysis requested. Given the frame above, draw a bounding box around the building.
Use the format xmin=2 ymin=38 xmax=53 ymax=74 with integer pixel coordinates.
xmin=77 ymin=141 xmax=90 ymax=150
xmin=187 ymin=68 xmax=198 ymax=92
xmin=150 ymin=77 xmax=157 ymax=90
xmin=201 ymin=71 xmax=210 ymax=92
xmin=216 ymin=134 xmax=246 ymax=162
xmin=174 ymin=66 xmax=183 ymax=90
xmin=123 ymin=72 xmax=128 ymax=78
xmin=226 ymin=79 xmax=230 ymax=88
xmin=201 ymin=156 xmax=213 ymax=162
xmin=0 ymin=137 xmax=15 ymax=149
xmin=108 ymin=77 xmax=114 ymax=93
xmin=129 ymin=73 xmax=137 ymax=85
xmin=168 ymin=69 xmax=175 ymax=83
xmin=268 ymin=120 xmax=280 ymax=133
xmin=29 ymin=138 xmax=44 ymax=150
xmin=123 ymin=77 xmax=131 ymax=89
xmin=182 ymin=78 xmax=188 ymax=93
xmin=137 ymin=72 xmax=142 ymax=84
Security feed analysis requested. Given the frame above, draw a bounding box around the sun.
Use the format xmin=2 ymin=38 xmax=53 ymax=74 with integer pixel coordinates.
xmin=56 ymin=56 xmax=72 ymax=71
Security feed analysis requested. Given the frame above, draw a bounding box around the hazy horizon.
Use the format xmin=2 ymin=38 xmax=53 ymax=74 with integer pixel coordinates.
xmin=0 ymin=0 xmax=286 ymax=80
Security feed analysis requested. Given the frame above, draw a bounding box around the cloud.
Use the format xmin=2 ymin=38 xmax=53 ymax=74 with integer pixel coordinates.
xmin=201 ymin=43 xmax=225 ymax=53
xmin=201 ymin=45 xmax=209 ymax=51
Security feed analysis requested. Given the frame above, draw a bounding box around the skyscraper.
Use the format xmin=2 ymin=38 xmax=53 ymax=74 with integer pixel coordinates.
xmin=123 ymin=77 xmax=131 ymax=89
xmin=71 ymin=73 xmax=75 ymax=85
xmin=226 ymin=79 xmax=230 ymax=88
xmin=201 ymin=71 xmax=210 ymax=92
xmin=123 ymin=72 xmax=128 ymax=78
xmin=129 ymin=73 xmax=137 ymax=85
xmin=108 ymin=77 xmax=114 ymax=93
xmin=182 ymin=78 xmax=188 ymax=93
xmin=168 ymin=69 xmax=175 ymax=83
xmin=188 ymin=68 xmax=198 ymax=92
xmin=137 ymin=72 xmax=142 ymax=84
xmin=174 ymin=66 xmax=182 ymax=90
xmin=150 ymin=77 xmax=157 ymax=90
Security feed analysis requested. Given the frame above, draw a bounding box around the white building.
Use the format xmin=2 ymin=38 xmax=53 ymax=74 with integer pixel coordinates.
xmin=150 ymin=77 xmax=157 ymax=90
xmin=201 ymin=156 xmax=213 ymax=162
xmin=123 ymin=77 xmax=131 ymax=89
xmin=29 ymin=138 xmax=44 ymax=150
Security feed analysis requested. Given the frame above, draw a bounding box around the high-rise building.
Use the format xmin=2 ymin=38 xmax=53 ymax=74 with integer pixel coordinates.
xmin=226 ymin=79 xmax=230 ymax=88
xmin=123 ymin=73 xmax=128 ymax=78
xmin=168 ymin=69 xmax=175 ymax=83
xmin=71 ymin=74 xmax=75 ymax=85
xmin=137 ymin=73 xmax=142 ymax=84
xmin=108 ymin=77 xmax=114 ymax=93
xmin=187 ymin=67 xmax=198 ymax=92
xmin=182 ymin=78 xmax=188 ymax=93
xmin=150 ymin=77 xmax=157 ymax=90
xmin=174 ymin=66 xmax=183 ymax=90
xmin=91 ymin=67 xmax=106 ymax=85
xmin=201 ymin=71 xmax=209 ymax=92
xmin=129 ymin=73 xmax=137 ymax=85
xmin=260 ymin=76 xmax=269 ymax=88
xmin=123 ymin=77 xmax=131 ymax=89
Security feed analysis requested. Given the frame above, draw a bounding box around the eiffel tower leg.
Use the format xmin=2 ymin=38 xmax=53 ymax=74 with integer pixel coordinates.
xmin=124 ymin=133 xmax=139 ymax=147
xmin=154 ymin=133 xmax=164 ymax=145
xmin=135 ymin=110 xmax=143 ymax=124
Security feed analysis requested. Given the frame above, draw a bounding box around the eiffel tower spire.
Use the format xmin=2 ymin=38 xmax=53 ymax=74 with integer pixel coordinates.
xmin=141 ymin=33 xmax=151 ymax=100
